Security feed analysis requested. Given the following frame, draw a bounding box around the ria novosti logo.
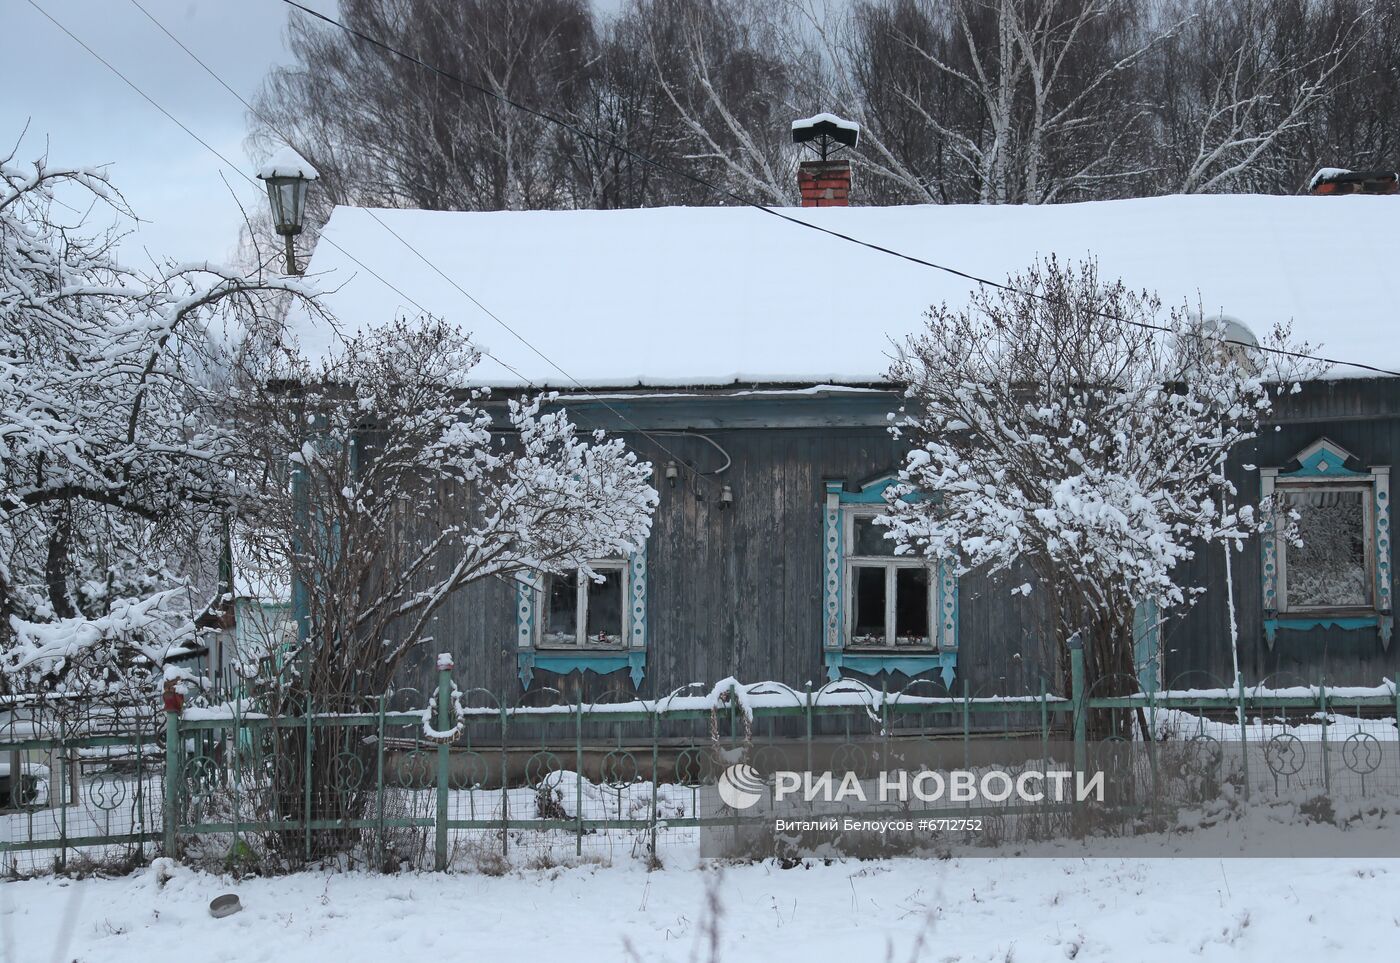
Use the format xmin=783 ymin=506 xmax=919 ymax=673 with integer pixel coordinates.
xmin=717 ymin=764 xmax=766 ymax=810
xmin=716 ymin=763 xmax=1105 ymax=809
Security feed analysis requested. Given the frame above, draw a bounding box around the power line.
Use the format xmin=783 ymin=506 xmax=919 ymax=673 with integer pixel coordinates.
xmin=280 ymin=0 xmax=1400 ymax=380
xmin=25 ymin=0 xmax=538 ymax=395
xmin=115 ymin=0 xmax=724 ymax=488
xmin=30 ymin=0 xmax=715 ymax=491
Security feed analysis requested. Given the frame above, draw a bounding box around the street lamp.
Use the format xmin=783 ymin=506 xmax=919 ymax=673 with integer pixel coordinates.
xmin=256 ymin=146 xmax=318 ymax=276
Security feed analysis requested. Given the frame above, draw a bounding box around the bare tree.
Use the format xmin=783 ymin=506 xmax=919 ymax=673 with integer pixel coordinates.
xmin=794 ymin=0 xmax=1174 ymax=204
xmin=1153 ymin=0 xmax=1359 ymax=194
xmin=639 ymin=0 xmax=801 ymax=205
xmin=250 ymin=0 xmax=598 ymax=219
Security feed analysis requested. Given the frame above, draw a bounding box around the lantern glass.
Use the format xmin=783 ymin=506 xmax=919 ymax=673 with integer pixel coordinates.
xmin=264 ymin=176 xmax=309 ymax=236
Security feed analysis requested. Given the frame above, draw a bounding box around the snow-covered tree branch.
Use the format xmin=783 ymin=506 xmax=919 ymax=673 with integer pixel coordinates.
xmin=0 ymin=147 xmax=323 ymax=699
xmin=885 ymin=258 xmax=1317 ymax=699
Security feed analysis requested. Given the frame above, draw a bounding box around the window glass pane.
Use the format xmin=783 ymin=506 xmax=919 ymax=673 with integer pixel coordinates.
xmin=1284 ymin=488 xmax=1369 ymax=607
xmin=852 ymin=565 xmax=887 ymax=645
xmin=852 ymin=516 xmax=896 ymax=556
xmin=543 ymin=571 xmax=578 ymax=645
xmin=894 ymin=567 xmax=930 ymax=646
xmin=585 ymin=567 xmax=624 ymax=646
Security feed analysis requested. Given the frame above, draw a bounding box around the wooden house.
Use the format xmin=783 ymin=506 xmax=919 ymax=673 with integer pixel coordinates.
xmin=284 ymin=164 xmax=1400 ymax=700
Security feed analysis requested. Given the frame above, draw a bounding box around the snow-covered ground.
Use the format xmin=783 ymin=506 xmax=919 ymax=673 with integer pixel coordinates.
xmin=5 ymin=832 xmax=1400 ymax=963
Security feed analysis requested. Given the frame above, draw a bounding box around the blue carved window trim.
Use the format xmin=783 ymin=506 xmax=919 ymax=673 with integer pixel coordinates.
xmin=822 ymin=476 xmax=957 ymax=685
xmin=515 ymin=549 xmax=649 ymax=687
xmin=1260 ymin=438 xmax=1392 ymax=649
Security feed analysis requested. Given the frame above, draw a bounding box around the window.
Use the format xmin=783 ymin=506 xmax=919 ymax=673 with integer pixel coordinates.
xmin=845 ymin=513 xmax=934 ymax=648
xmin=540 ymin=562 xmax=628 ymax=648
xmin=1278 ymin=486 xmax=1371 ymax=610
xmin=1260 ymin=439 xmax=1392 ymax=648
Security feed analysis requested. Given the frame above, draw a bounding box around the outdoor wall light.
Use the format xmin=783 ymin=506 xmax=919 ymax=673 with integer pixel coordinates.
xmin=257 ymin=146 xmax=319 ymax=276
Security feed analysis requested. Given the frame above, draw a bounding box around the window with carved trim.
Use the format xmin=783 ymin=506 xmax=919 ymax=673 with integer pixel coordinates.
xmin=845 ymin=511 xmax=935 ymax=648
xmin=540 ymin=562 xmax=627 ymax=648
xmin=1260 ymin=439 xmax=1392 ymax=646
xmin=1277 ymin=486 xmax=1372 ymax=611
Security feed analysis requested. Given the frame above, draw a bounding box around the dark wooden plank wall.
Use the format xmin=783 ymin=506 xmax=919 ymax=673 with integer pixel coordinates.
xmin=401 ymin=378 xmax=1400 ymax=699
xmin=1163 ymin=378 xmax=1400 ymax=687
xmin=407 ymin=424 xmax=1054 ymax=702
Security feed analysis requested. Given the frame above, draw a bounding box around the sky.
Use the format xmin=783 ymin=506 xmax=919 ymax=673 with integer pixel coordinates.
xmin=3 ymin=0 xmax=339 ymax=265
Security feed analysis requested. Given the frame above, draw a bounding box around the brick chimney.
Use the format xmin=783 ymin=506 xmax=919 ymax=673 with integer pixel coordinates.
xmin=1309 ymin=167 xmax=1398 ymax=195
xmin=797 ymin=160 xmax=852 ymax=207
xmin=792 ymin=113 xmax=859 ymax=208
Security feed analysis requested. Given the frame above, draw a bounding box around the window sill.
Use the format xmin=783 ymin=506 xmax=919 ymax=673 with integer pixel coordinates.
xmin=844 ymin=645 xmax=939 ymax=654
xmin=517 ymin=650 xmax=645 ymax=688
xmin=824 ymin=650 xmax=957 ymax=687
xmin=1264 ymin=610 xmax=1393 ymax=649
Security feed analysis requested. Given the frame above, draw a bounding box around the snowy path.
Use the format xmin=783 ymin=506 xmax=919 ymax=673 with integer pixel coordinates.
xmin=3 ymin=851 xmax=1398 ymax=962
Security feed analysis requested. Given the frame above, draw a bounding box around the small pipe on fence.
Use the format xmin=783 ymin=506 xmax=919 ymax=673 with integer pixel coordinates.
xmin=435 ymin=655 xmax=452 ymax=872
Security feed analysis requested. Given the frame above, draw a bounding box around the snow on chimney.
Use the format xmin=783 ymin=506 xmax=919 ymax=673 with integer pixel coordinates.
xmin=792 ymin=113 xmax=859 ymax=208
xmin=1309 ymin=167 xmax=1398 ymax=195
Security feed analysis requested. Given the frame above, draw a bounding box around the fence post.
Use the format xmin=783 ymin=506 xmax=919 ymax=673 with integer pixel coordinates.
xmin=1235 ymin=672 xmax=1250 ymax=802
xmin=57 ymin=719 xmax=67 ymax=872
xmin=304 ymin=698 xmax=313 ymax=865
xmin=574 ymin=689 xmax=584 ymax=857
xmin=1068 ymin=632 xmax=1086 ymax=777
xmin=163 ymin=706 xmax=180 ymax=857
xmin=375 ymin=695 xmax=386 ymax=871
xmin=499 ymin=694 xmax=509 ymax=860
xmin=1318 ymin=681 xmax=1330 ymax=795
xmin=435 ymin=654 xmax=453 ymax=872
xmin=649 ymin=707 xmax=659 ymax=863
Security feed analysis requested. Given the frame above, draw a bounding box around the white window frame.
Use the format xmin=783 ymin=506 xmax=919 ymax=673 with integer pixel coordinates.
xmin=1275 ymin=481 xmax=1375 ymax=614
xmin=537 ymin=560 xmax=630 ymax=649
xmin=842 ymin=509 xmax=936 ymax=650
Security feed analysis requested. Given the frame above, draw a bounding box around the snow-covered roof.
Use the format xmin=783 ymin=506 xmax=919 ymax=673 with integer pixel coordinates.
xmin=290 ymin=194 xmax=1400 ymax=387
xmin=257 ymin=146 xmax=319 ymax=181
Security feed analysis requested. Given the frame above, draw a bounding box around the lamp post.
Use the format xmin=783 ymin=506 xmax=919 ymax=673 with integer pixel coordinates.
xmin=256 ymin=146 xmax=318 ymax=276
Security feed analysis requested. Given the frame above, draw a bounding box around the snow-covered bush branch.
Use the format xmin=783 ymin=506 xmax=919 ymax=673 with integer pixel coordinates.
xmin=886 ymin=257 xmax=1316 ymax=693
xmin=232 ymin=316 xmax=657 ymax=706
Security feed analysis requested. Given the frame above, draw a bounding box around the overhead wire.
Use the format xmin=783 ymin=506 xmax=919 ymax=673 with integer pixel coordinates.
xmin=279 ymin=0 xmax=1400 ymax=380
xmin=31 ymin=0 xmax=719 ymax=488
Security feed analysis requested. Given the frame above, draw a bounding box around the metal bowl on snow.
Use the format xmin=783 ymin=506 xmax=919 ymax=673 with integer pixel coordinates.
xmin=209 ymin=894 xmax=243 ymax=918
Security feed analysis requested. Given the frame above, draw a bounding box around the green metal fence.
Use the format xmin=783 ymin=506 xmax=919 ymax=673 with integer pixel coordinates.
xmin=4 ymin=647 xmax=1400 ymax=875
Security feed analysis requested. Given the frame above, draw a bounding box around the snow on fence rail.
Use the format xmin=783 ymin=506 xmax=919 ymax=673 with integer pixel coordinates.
xmin=4 ymin=671 xmax=1400 ymax=876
